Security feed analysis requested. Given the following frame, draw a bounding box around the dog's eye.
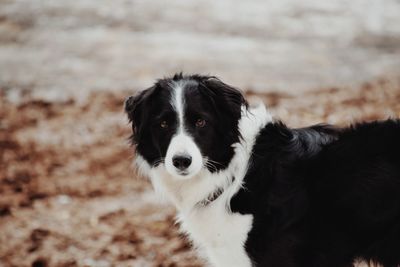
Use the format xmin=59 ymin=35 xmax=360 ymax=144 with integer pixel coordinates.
xmin=160 ymin=120 xmax=168 ymax=129
xmin=195 ymin=119 xmax=206 ymax=128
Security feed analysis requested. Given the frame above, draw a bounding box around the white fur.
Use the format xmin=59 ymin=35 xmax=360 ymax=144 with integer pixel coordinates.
xmin=172 ymin=80 xmax=185 ymax=132
xmin=164 ymin=81 xmax=204 ymax=179
xmin=135 ymin=89 xmax=271 ymax=266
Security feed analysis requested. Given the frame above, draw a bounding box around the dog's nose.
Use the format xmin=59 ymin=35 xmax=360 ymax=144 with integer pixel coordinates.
xmin=172 ymin=155 xmax=192 ymax=170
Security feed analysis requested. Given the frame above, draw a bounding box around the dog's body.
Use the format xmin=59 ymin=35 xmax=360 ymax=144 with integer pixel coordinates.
xmin=125 ymin=74 xmax=400 ymax=267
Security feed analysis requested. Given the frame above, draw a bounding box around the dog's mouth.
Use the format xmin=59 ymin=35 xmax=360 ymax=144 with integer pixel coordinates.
xmin=177 ymin=170 xmax=189 ymax=176
xmin=165 ymin=163 xmax=203 ymax=180
xmin=170 ymin=169 xmax=198 ymax=179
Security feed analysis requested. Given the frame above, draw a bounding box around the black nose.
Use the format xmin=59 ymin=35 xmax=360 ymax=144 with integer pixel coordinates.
xmin=172 ymin=155 xmax=192 ymax=170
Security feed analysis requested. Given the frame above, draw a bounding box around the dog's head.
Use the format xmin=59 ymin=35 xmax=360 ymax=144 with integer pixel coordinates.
xmin=125 ymin=74 xmax=247 ymax=179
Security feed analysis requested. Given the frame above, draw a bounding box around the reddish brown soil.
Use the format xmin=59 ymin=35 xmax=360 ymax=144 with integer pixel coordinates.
xmin=1 ymin=78 xmax=399 ymax=267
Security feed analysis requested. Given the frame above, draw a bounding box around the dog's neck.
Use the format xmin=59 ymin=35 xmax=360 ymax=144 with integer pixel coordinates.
xmin=195 ymin=182 xmax=229 ymax=208
xmin=137 ymin=103 xmax=271 ymax=213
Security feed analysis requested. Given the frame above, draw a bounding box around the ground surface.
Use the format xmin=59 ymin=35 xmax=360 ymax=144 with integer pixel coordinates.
xmin=1 ymin=77 xmax=400 ymax=267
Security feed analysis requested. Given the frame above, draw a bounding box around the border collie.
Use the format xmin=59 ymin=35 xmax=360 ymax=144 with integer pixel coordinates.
xmin=125 ymin=74 xmax=400 ymax=267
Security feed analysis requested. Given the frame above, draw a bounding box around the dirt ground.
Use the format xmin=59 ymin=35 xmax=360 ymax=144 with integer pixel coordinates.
xmin=1 ymin=77 xmax=399 ymax=267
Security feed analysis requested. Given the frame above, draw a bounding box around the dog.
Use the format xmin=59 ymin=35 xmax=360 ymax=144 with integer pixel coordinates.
xmin=124 ymin=73 xmax=400 ymax=267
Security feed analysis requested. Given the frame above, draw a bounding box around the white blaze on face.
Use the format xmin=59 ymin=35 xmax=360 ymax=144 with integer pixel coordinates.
xmin=164 ymin=81 xmax=203 ymax=179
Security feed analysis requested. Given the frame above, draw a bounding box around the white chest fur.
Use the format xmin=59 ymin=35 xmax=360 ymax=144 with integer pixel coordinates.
xmin=179 ymin=197 xmax=253 ymax=267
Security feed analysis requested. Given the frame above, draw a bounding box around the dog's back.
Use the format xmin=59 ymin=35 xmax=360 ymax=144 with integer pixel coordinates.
xmin=231 ymin=119 xmax=400 ymax=267
xmin=310 ymin=119 xmax=400 ymax=267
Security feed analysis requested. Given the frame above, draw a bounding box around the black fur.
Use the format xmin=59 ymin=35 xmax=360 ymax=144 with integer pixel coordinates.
xmin=231 ymin=119 xmax=400 ymax=267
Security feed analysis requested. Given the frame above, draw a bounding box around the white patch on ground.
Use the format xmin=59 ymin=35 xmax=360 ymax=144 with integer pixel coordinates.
xmin=1 ymin=0 xmax=400 ymax=102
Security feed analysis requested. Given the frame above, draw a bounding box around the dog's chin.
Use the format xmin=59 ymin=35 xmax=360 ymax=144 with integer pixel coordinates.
xmin=165 ymin=166 xmax=202 ymax=180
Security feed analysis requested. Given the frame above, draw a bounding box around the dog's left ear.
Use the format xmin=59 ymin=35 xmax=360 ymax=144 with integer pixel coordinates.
xmin=203 ymin=77 xmax=247 ymax=121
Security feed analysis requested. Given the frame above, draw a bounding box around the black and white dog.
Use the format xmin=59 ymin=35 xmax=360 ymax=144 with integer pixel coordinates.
xmin=125 ymin=74 xmax=400 ymax=267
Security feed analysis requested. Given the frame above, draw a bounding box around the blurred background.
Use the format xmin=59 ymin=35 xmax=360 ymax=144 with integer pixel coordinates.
xmin=0 ymin=1 xmax=400 ymax=266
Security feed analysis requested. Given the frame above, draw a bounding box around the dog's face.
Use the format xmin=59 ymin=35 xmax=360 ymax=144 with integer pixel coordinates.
xmin=125 ymin=74 xmax=246 ymax=179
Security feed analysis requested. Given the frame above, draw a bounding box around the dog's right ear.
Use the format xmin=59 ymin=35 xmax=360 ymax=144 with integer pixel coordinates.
xmin=124 ymin=91 xmax=145 ymax=124
xmin=124 ymin=86 xmax=156 ymax=142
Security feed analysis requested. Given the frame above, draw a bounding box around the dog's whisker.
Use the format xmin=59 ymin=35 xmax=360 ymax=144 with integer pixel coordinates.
xmin=204 ymin=162 xmax=218 ymax=172
xmin=152 ymin=157 xmax=165 ymax=166
xmin=205 ymin=158 xmax=225 ymax=167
